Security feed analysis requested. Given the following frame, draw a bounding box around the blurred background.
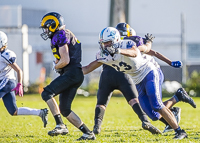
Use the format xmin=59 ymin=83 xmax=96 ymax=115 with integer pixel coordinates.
xmin=0 ymin=0 xmax=200 ymax=96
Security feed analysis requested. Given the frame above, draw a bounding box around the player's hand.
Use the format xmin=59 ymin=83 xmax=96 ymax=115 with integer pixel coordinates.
xmin=171 ymin=61 xmax=182 ymax=68
xmin=106 ymin=47 xmax=120 ymax=55
xmin=145 ymin=33 xmax=155 ymax=43
xmin=11 ymin=83 xmax=23 ymax=97
xmin=52 ymin=61 xmax=62 ymax=73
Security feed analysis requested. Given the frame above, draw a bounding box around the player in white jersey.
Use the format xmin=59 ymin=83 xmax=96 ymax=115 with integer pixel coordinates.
xmin=82 ymin=27 xmax=196 ymax=139
xmin=0 ymin=31 xmax=48 ymax=128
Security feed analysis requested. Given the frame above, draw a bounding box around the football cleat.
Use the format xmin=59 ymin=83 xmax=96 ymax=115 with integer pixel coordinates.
xmin=171 ymin=107 xmax=181 ymax=124
xmin=39 ymin=108 xmax=48 ymax=128
xmin=93 ymin=125 xmax=101 ymax=134
xmin=142 ymin=121 xmax=162 ymax=134
xmin=175 ymin=88 xmax=196 ymax=108
xmin=163 ymin=107 xmax=181 ymax=133
xmin=173 ymin=129 xmax=188 ymax=139
xmin=76 ymin=131 xmax=96 ymax=141
xmin=48 ymin=124 xmax=68 ymax=136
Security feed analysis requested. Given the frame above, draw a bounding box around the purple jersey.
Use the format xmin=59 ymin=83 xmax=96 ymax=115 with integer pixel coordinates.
xmin=123 ymin=36 xmax=144 ymax=47
xmin=51 ymin=29 xmax=82 ymax=68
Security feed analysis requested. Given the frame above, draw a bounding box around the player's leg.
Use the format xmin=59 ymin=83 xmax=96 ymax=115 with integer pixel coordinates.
xmin=163 ymin=107 xmax=181 ymax=133
xmin=59 ymin=68 xmax=95 ymax=140
xmin=2 ymin=80 xmax=48 ymax=127
xmin=59 ymin=87 xmax=95 ymax=140
xmin=93 ymin=70 xmax=115 ymax=134
xmin=119 ymin=73 xmax=161 ymax=134
xmin=145 ymin=69 xmax=187 ymax=139
xmin=163 ymin=88 xmax=196 ymax=109
xmin=138 ymin=85 xmax=181 ymax=133
xmin=93 ymin=91 xmax=112 ymax=134
xmin=41 ymin=73 xmax=77 ymax=135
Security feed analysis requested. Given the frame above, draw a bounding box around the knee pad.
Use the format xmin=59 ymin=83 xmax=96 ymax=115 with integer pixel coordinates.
xmin=60 ymin=109 xmax=72 ymax=117
xmin=41 ymin=90 xmax=53 ymax=102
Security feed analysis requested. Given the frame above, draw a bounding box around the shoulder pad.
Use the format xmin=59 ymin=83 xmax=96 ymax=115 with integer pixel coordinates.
xmin=1 ymin=49 xmax=16 ymax=64
xmin=96 ymin=50 xmax=107 ymax=61
xmin=51 ymin=30 xmax=69 ymax=47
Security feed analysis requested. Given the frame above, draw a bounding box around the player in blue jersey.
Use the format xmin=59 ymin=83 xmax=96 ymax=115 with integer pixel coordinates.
xmin=0 ymin=31 xmax=48 ymax=128
xmin=116 ymin=23 xmax=196 ymax=133
xmin=39 ymin=12 xmax=95 ymax=141
xmin=82 ymin=26 xmax=196 ymax=139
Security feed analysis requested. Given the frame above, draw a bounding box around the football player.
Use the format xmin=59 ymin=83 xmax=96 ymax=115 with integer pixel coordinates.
xmin=82 ymin=27 xmax=196 ymax=139
xmin=92 ymin=22 xmax=185 ymax=135
xmin=0 ymin=31 xmax=48 ymax=128
xmin=116 ymin=23 xmax=197 ymax=133
xmin=39 ymin=12 xmax=95 ymax=140
xmin=92 ymin=29 xmax=162 ymax=135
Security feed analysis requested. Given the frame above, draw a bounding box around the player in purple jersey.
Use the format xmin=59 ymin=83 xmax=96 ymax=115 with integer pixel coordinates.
xmin=116 ymin=23 xmax=196 ymax=134
xmin=40 ymin=12 xmax=95 ymax=140
xmin=0 ymin=31 xmax=48 ymax=128
xmin=82 ymin=26 xmax=196 ymax=140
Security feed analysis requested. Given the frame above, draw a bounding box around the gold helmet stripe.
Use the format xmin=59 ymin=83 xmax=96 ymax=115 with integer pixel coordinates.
xmin=126 ymin=24 xmax=130 ymax=37
xmin=41 ymin=15 xmax=59 ymax=32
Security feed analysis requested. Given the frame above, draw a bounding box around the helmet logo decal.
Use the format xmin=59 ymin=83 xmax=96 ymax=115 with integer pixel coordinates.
xmin=41 ymin=15 xmax=59 ymax=32
xmin=107 ymin=30 xmax=116 ymax=38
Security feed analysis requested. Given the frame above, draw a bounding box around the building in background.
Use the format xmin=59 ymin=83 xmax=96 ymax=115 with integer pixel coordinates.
xmin=0 ymin=0 xmax=200 ymax=87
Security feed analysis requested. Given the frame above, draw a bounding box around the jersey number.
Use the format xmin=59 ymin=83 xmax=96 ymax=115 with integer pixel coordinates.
xmin=112 ymin=61 xmax=132 ymax=72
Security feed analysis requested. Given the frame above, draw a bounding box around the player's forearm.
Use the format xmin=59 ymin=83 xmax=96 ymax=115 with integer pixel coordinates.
xmin=82 ymin=60 xmax=102 ymax=75
xmin=55 ymin=58 xmax=70 ymax=69
xmin=147 ymin=50 xmax=171 ymax=65
xmin=138 ymin=42 xmax=152 ymax=53
xmin=10 ymin=63 xmax=23 ymax=84
xmin=120 ymin=48 xmax=137 ymax=57
xmin=17 ymin=69 xmax=23 ymax=84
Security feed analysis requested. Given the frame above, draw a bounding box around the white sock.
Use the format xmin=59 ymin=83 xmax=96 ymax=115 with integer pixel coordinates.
xmin=17 ymin=107 xmax=41 ymax=116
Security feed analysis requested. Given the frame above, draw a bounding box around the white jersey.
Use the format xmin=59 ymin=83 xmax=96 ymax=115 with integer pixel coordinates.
xmin=142 ymin=54 xmax=160 ymax=69
xmin=0 ymin=49 xmax=16 ymax=80
xmin=96 ymin=39 xmax=157 ymax=84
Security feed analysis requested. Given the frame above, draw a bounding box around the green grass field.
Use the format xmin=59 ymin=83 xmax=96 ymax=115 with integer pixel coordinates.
xmin=0 ymin=95 xmax=199 ymax=143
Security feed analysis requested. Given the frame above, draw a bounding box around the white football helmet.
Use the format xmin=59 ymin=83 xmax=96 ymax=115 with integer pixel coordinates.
xmin=0 ymin=31 xmax=8 ymax=49
xmin=99 ymin=27 xmax=121 ymax=51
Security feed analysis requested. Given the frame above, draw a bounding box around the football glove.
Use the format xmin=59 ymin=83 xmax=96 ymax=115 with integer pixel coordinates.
xmin=52 ymin=61 xmax=62 ymax=73
xmin=11 ymin=83 xmax=23 ymax=97
xmin=171 ymin=61 xmax=182 ymax=68
xmin=145 ymin=33 xmax=155 ymax=43
xmin=106 ymin=47 xmax=121 ymax=55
